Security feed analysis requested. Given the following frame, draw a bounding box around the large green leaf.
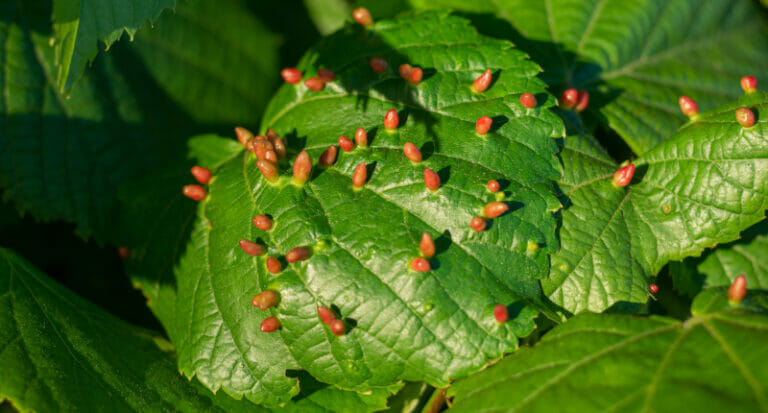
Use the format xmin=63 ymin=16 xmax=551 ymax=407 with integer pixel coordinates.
xmin=0 ymin=0 xmax=279 ymax=239
xmin=545 ymin=92 xmax=768 ymax=314
xmin=410 ymin=0 xmax=768 ymax=154
xmin=448 ymin=288 xmax=768 ymax=412
xmin=0 ymin=248 xmax=264 ymax=413
xmin=173 ymin=10 xmax=565 ymax=405
xmin=52 ymin=0 xmax=175 ymax=92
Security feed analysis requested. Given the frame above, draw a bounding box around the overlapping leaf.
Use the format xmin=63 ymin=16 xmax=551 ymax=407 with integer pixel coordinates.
xmin=410 ymin=0 xmax=768 ymax=154
xmin=449 ymin=288 xmax=768 ymax=412
xmin=173 ymin=10 xmax=565 ymax=405
xmin=545 ymin=92 xmax=768 ymax=313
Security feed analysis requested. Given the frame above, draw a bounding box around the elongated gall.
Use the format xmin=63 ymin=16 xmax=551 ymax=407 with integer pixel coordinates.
xmin=560 ymin=88 xmax=578 ymax=109
xmin=370 ymin=58 xmax=388 ymax=73
xmin=473 ymin=69 xmax=492 ymax=92
xmin=251 ymin=290 xmax=278 ymax=310
xmin=253 ymin=215 xmax=272 ymax=231
xmin=679 ymin=96 xmax=698 ymax=118
xmin=330 ymin=319 xmax=346 ymax=336
xmin=470 ymin=216 xmax=486 ymax=232
xmin=403 ymin=142 xmax=422 ymax=163
xmin=265 ymin=150 xmax=278 ymax=163
xmin=266 ymin=257 xmax=282 ymax=274
xmin=235 ymin=126 xmax=254 ymax=146
xmin=741 ymin=76 xmax=757 ymax=93
xmin=260 ymin=316 xmax=280 ymax=332
xmin=353 ymin=162 xmax=367 ymax=188
xmin=317 ymin=68 xmax=335 ymax=83
xmin=735 ymin=107 xmax=755 ymax=128
xmin=286 ymin=247 xmax=311 ymax=263
xmin=410 ymin=67 xmax=423 ymax=84
xmin=410 ymin=257 xmax=431 ymax=272
xmin=399 ymin=63 xmax=412 ymax=80
xmin=384 ymin=109 xmax=399 ymax=130
xmin=353 ymin=7 xmax=372 ymax=26
xmin=487 ymin=180 xmax=500 ymax=193
xmin=305 ymin=77 xmax=324 ymax=91
xmin=183 ymin=185 xmax=206 ymax=201
xmin=423 ymin=168 xmax=440 ymax=191
xmin=476 ymin=116 xmax=492 ymax=135
xmin=319 ymin=146 xmax=338 ymax=167
xmin=354 ymin=128 xmax=368 ymax=147
xmin=252 ymin=139 xmax=275 ymax=161
xmin=612 ymin=164 xmax=635 ymax=187
xmin=420 ymin=232 xmax=435 ymax=258
xmin=520 ymin=93 xmax=537 ymax=109
xmin=281 ymin=68 xmax=301 ymax=84
xmin=575 ymin=90 xmax=589 ymax=112
xmin=318 ymin=306 xmax=335 ymax=325
xmin=729 ymin=275 xmax=747 ymax=304
xmin=267 ymin=129 xmax=287 ymax=159
xmin=239 ymin=239 xmax=265 ymax=256
xmin=483 ymin=202 xmax=509 ymax=218
xmin=117 ymin=247 xmax=132 ymax=259
xmin=292 ymin=151 xmax=312 ymax=184
xmin=191 ymin=166 xmax=212 ymax=184
xmin=256 ymin=160 xmax=279 ymax=182
xmin=494 ymin=304 xmax=508 ymax=323
xmin=649 ymin=284 xmax=659 ymax=294
xmin=338 ymin=135 xmax=354 ymax=151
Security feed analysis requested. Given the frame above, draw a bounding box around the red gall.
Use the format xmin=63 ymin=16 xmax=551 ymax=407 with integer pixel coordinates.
xmin=281 ymin=68 xmax=301 ymax=84
xmin=256 ymin=160 xmax=279 ymax=182
xmin=520 ymin=93 xmax=537 ymax=109
xmin=612 ymin=164 xmax=635 ymax=187
xmin=338 ymin=135 xmax=354 ymax=152
xmin=399 ymin=63 xmax=412 ymax=80
xmin=292 ymin=151 xmax=312 ymax=184
xmin=493 ymin=304 xmax=508 ymax=323
xmin=235 ymin=126 xmax=254 ymax=146
xmin=267 ymin=129 xmax=287 ymax=159
xmin=305 ymin=77 xmax=324 ymax=91
xmin=352 ymin=7 xmax=372 ymax=26
xmin=735 ymin=107 xmax=755 ymax=128
xmin=370 ymin=58 xmax=388 ymax=74
xmin=252 ymin=139 xmax=275 ymax=161
xmin=190 ymin=166 xmax=212 ymax=184
xmin=253 ymin=214 xmax=272 ymax=231
xmin=265 ymin=150 xmax=278 ymax=163
xmin=260 ymin=316 xmax=280 ymax=332
xmin=318 ymin=306 xmax=335 ymax=325
xmin=266 ymin=257 xmax=282 ymax=274
xmin=410 ymin=257 xmax=431 ymax=272
xmin=330 ymin=319 xmax=346 ymax=336
xmin=317 ymin=68 xmax=335 ymax=83
xmin=476 ymin=116 xmax=492 ymax=135
xmin=420 ymin=232 xmax=435 ymax=258
xmin=423 ymin=167 xmax=440 ymax=191
xmin=403 ymin=142 xmax=422 ymax=163
xmin=729 ymin=275 xmax=747 ymax=304
xmin=575 ymin=90 xmax=589 ymax=112
xmin=251 ymin=290 xmax=278 ymax=310
xmin=384 ymin=109 xmax=399 ymax=130
xmin=649 ymin=284 xmax=659 ymax=294
xmin=678 ymin=96 xmax=698 ymax=118
xmin=117 ymin=246 xmax=132 ymax=259
xmin=741 ymin=76 xmax=757 ymax=93
xmin=319 ymin=145 xmax=338 ymax=167
xmin=473 ymin=69 xmax=492 ymax=92
xmin=239 ymin=239 xmax=265 ymax=256
xmin=183 ymin=185 xmax=206 ymax=201
xmin=410 ymin=67 xmax=423 ymax=85
xmin=354 ymin=128 xmax=368 ymax=147
xmin=487 ymin=180 xmax=500 ymax=193
xmin=353 ymin=162 xmax=368 ymax=188
xmin=470 ymin=216 xmax=486 ymax=232
xmin=286 ymin=247 xmax=311 ymax=263
xmin=483 ymin=202 xmax=509 ymax=219
xmin=560 ymin=88 xmax=578 ymax=110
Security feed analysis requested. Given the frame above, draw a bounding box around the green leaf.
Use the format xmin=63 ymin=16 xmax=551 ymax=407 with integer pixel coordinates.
xmin=304 ymin=0 xmax=350 ymax=35
xmin=0 ymin=0 xmax=279 ymax=240
xmin=545 ymin=92 xmax=768 ymax=314
xmin=52 ymin=0 xmax=175 ymax=92
xmin=409 ymin=0 xmax=768 ymax=154
xmin=0 ymin=248 xmax=266 ymax=413
xmin=173 ymin=10 xmax=565 ymax=405
xmin=448 ymin=289 xmax=768 ymax=412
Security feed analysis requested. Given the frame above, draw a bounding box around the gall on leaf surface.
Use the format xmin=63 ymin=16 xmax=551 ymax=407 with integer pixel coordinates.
xmin=410 ymin=0 xmax=768 ymax=154
xmin=448 ymin=287 xmax=768 ymax=412
xmin=547 ymin=92 xmax=768 ymax=314
xmin=172 ymin=11 xmax=564 ymax=405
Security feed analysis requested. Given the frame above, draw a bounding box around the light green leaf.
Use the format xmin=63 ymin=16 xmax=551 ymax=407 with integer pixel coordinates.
xmin=0 ymin=248 xmax=265 ymax=413
xmin=544 ymin=92 xmax=768 ymax=314
xmin=449 ymin=288 xmax=768 ymax=412
xmin=409 ymin=0 xmax=768 ymax=154
xmin=173 ymin=10 xmax=565 ymax=405
xmin=304 ymin=0 xmax=350 ymax=35
xmin=52 ymin=0 xmax=175 ymax=92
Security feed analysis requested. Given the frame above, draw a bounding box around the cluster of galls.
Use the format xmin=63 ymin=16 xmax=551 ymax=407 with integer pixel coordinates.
xmin=679 ymin=76 xmax=758 ymax=128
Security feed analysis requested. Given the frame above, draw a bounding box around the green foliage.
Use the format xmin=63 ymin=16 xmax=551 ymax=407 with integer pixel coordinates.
xmin=449 ymin=287 xmax=768 ymax=412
